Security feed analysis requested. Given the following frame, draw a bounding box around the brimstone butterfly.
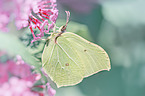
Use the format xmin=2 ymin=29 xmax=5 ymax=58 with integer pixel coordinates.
xmin=42 ymin=31 xmax=111 ymax=87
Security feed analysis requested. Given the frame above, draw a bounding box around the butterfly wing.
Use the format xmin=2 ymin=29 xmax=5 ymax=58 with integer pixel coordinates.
xmin=42 ymin=32 xmax=111 ymax=87
xmin=60 ymin=32 xmax=111 ymax=77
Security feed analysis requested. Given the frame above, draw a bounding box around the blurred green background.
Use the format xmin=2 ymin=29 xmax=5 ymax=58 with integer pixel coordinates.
xmin=55 ymin=0 xmax=145 ymax=96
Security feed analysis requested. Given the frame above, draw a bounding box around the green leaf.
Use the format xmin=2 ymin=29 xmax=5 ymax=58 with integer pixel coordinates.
xmin=0 ymin=32 xmax=40 ymax=68
xmin=42 ymin=32 xmax=110 ymax=87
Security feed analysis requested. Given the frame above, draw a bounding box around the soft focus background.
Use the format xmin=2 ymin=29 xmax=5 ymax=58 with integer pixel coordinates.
xmin=56 ymin=0 xmax=145 ymax=96
xmin=0 ymin=0 xmax=145 ymax=96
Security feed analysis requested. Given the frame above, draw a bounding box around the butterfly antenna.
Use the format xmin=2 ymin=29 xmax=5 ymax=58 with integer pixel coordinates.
xmin=65 ymin=11 xmax=70 ymax=26
xmin=61 ymin=11 xmax=70 ymax=33
xmin=55 ymin=11 xmax=70 ymax=43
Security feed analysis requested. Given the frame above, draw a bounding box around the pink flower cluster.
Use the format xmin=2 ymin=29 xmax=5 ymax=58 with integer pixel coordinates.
xmin=0 ymin=0 xmax=58 ymax=42
xmin=0 ymin=0 xmax=14 ymax=32
xmin=0 ymin=77 xmax=39 ymax=96
xmin=0 ymin=55 xmax=56 ymax=96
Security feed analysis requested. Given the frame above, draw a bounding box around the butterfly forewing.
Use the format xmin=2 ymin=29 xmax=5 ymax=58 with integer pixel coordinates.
xmin=61 ymin=32 xmax=111 ymax=77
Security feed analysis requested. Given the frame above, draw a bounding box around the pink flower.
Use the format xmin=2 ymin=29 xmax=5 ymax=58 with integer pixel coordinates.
xmin=14 ymin=0 xmax=58 ymax=42
xmin=0 ymin=13 xmax=9 ymax=32
xmin=0 ymin=63 xmax=9 ymax=85
xmin=0 ymin=77 xmax=39 ymax=96
xmin=0 ymin=53 xmax=56 ymax=96
xmin=23 ymin=73 xmax=41 ymax=83
xmin=0 ymin=0 xmax=14 ymax=32
xmin=0 ymin=0 xmax=58 ymax=42
xmin=7 ymin=60 xmax=32 ymax=78
xmin=47 ymin=83 xmax=56 ymax=96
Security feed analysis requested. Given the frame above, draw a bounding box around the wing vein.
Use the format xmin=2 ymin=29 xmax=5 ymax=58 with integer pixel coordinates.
xmin=57 ymin=48 xmax=63 ymax=68
xmin=43 ymin=44 xmax=56 ymax=67
xmin=57 ymin=42 xmax=80 ymax=68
